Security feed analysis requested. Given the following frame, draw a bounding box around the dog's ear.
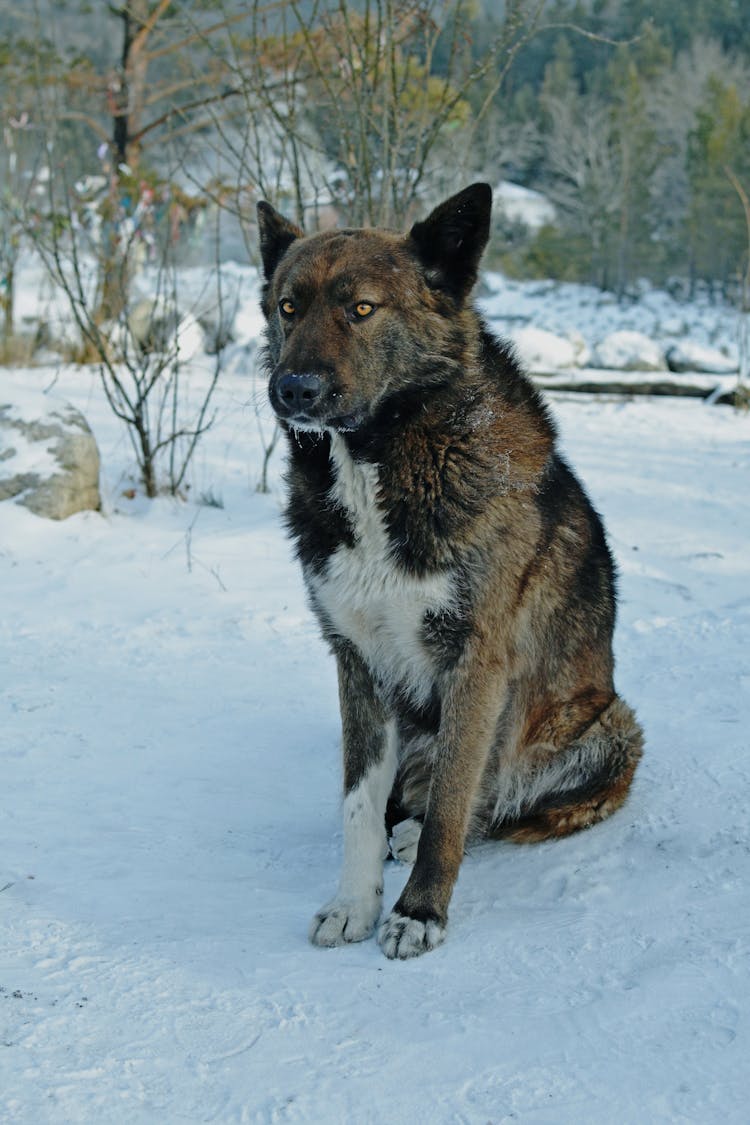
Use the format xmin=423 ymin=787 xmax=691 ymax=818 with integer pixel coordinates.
xmin=257 ymin=201 xmax=304 ymax=280
xmin=409 ymin=183 xmax=492 ymax=302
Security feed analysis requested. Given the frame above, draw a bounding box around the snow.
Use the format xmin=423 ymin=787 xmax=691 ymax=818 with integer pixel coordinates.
xmin=479 ymin=273 xmax=742 ymax=374
xmin=2 ymin=288 xmax=750 ymax=1121
xmin=505 ymin=325 xmax=577 ymax=371
xmin=535 ymin=367 xmax=739 ymax=400
xmin=592 ymin=330 xmax=667 ymax=372
xmin=666 ymin=340 xmax=739 ymax=375
xmin=494 ymin=181 xmax=557 ymax=231
xmin=0 ymin=398 xmax=61 ymax=480
xmin=11 ymin=249 xmax=746 ymax=382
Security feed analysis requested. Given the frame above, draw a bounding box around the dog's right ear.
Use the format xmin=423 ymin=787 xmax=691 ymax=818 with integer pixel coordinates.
xmin=256 ymin=201 xmax=303 ymax=280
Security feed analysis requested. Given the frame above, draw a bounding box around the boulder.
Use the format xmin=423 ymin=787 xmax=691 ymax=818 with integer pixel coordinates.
xmin=0 ymin=398 xmax=101 ymax=519
xmin=665 ymin=341 xmax=738 ymax=375
xmin=593 ymin=331 xmax=667 ymax=372
xmin=508 ymin=325 xmax=577 ymax=371
xmin=198 ymin=310 xmax=236 ymax=355
xmin=106 ymin=299 xmax=206 ymax=362
xmin=128 ymin=297 xmax=180 ymax=353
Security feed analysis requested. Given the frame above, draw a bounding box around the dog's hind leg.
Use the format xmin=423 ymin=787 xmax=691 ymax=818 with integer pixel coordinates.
xmin=385 ymin=736 xmax=431 ymax=865
xmin=389 ymin=817 xmax=423 ymax=865
xmin=309 ymin=644 xmax=398 ymax=947
xmin=491 ymin=695 xmax=644 ymax=843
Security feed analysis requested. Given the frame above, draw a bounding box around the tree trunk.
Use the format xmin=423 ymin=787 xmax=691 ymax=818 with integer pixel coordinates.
xmin=1 ymin=257 xmax=14 ymax=342
xmin=101 ymin=2 xmax=154 ymax=322
xmin=112 ymin=1 xmax=152 ymax=170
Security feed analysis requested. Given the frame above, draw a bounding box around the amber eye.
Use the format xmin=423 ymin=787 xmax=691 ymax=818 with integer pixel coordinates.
xmin=353 ymin=301 xmax=375 ymax=319
xmin=279 ymin=298 xmax=296 ymax=318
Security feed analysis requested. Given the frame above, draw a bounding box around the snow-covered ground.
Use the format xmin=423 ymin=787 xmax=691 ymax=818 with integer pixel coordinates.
xmin=2 ymin=348 xmax=749 ymax=1123
xmin=3 ymin=239 xmax=750 ymax=1124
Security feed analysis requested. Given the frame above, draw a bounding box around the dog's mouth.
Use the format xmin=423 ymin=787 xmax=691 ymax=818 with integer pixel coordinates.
xmin=284 ymin=409 xmax=366 ymax=435
xmin=324 ymin=408 xmax=367 ymax=433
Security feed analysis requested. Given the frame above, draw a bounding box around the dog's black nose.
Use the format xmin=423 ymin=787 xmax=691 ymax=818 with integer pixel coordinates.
xmin=275 ymin=372 xmax=323 ymax=415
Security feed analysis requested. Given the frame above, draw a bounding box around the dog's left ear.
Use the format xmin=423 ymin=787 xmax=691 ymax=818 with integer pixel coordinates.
xmin=409 ymin=183 xmax=492 ymax=302
xmin=257 ymin=201 xmax=304 ymax=281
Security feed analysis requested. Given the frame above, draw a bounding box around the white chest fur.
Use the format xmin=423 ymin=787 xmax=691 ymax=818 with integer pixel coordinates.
xmin=309 ymin=433 xmax=454 ymax=706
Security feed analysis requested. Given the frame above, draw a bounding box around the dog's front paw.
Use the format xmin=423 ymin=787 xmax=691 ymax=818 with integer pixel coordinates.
xmin=309 ymin=894 xmax=382 ymax=947
xmin=377 ymin=909 xmax=446 ymax=959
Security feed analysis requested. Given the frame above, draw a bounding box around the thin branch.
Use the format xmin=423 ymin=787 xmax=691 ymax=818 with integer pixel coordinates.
xmin=130 ymin=84 xmax=244 ymax=145
xmin=130 ymin=0 xmax=174 ymax=55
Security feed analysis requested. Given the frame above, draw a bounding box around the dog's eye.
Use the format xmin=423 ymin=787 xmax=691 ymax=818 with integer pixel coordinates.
xmin=352 ymin=301 xmax=375 ymax=319
xmin=279 ymin=298 xmax=296 ymax=318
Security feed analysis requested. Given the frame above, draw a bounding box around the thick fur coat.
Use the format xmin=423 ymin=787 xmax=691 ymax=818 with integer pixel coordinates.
xmin=257 ymin=184 xmax=643 ymax=959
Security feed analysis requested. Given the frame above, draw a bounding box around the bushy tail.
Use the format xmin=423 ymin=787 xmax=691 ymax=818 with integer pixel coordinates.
xmin=492 ymin=696 xmax=644 ymax=844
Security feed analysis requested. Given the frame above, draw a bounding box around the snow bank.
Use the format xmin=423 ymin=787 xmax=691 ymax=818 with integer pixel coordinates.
xmin=479 ymin=273 xmax=741 ymax=377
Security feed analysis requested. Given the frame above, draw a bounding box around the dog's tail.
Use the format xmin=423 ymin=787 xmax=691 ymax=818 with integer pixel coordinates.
xmin=490 ymin=695 xmax=644 ymax=844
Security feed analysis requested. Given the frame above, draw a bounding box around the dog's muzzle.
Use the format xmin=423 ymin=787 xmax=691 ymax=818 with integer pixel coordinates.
xmin=269 ymin=369 xmax=366 ymax=432
xmin=270 ymin=371 xmax=323 ymax=422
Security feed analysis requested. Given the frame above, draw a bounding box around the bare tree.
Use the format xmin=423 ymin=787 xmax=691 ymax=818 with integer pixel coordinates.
xmin=723 ymin=165 xmax=750 ymax=400
xmin=4 ymin=3 xmax=258 ymax=321
xmin=1 ymin=106 xmax=52 ymax=353
xmin=541 ymin=91 xmax=623 ymax=288
xmin=0 ymin=115 xmax=32 ymax=350
xmin=23 ymin=96 xmax=225 ymax=497
xmin=181 ymin=0 xmax=549 ymax=234
xmin=36 ymin=230 xmax=222 ymax=497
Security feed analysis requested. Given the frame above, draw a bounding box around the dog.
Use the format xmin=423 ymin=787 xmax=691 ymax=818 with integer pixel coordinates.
xmin=257 ymin=183 xmax=643 ymax=959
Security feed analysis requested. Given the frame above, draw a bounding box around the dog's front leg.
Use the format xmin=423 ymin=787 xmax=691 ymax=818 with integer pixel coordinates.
xmin=309 ymin=642 xmax=397 ymax=947
xmin=378 ymin=667 xmax=506 ymax=959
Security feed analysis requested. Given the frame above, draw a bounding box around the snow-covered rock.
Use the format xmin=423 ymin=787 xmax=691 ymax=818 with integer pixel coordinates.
xmin=0 ymin=396 xmax=100 ymax=519
xmin=128 ymin=298 xmax=177 ymax=352
xmin=593 ymin=330 xmax=668 ymax=372
xmin=508 ymin=325 xmax=577 ymax=371
xmin=198 ymin=304 xmax=238 ymax=355
xmin=107 ymin=299 xmax=206 ymax=361
xmin=494 ymin=181 xmax=556 ymax=232
xmin=665 ymin=341 xmax=738 ymax=375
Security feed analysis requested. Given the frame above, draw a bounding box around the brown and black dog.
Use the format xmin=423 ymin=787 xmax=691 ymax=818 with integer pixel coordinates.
xmin=257 ymin=184 xmax=643 ymax=959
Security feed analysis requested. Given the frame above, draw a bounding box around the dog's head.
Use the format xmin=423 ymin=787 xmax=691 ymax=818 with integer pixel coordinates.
xmin=257 ymin=184 xmax=492 ymax=434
